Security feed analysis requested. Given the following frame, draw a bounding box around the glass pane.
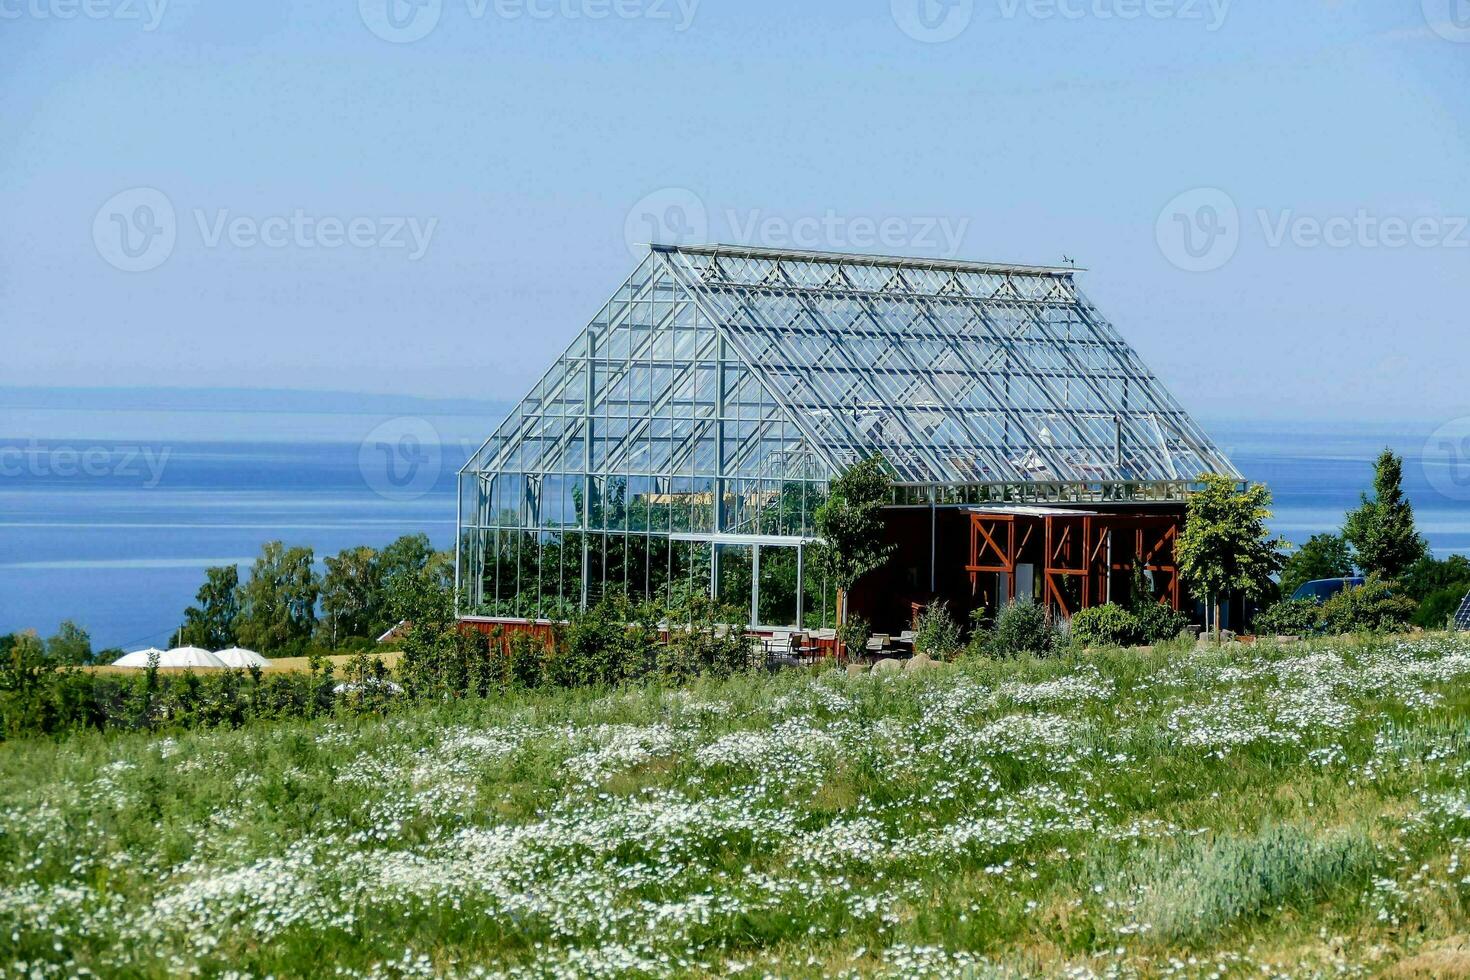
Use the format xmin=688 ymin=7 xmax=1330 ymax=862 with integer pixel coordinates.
xmin=757 ymin=546 xmax=799 ymax=628
xmin=715 ymin=544 xmax=752 ymax=619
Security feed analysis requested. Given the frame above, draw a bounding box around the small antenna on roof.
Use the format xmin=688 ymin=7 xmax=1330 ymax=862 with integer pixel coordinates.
xmin=1062 ymin=255 xmax=1077 ymax=268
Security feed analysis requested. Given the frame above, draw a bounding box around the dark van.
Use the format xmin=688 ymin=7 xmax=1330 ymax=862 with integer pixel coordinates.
xmin=1290 ymin=577 xmax=1366 ymax=603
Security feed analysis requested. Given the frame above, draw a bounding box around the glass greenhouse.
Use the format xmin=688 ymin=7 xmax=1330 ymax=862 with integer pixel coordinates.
xmin=456 ymin=244 xmax=1239 ymax=628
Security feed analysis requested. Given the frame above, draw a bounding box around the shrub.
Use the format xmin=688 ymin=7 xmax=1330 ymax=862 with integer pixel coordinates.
xmin=838 ymin=615 xmax=871 ymax=662
xmin=662 ymin=592 xmax=750 ymax=681
xmin=1132 ymin=600 xmax=1190 ymax=644
xmin=1414 ymin=585 xmax=1470 ymax=630
xmin=913 ymin=601 xmax=961 ymax=660
xmin=505 ymin=630 xmax=546 ymax=690
xmin=1070 ymin=603 xmax=1143 ymax=648
xmin=550 ymin=593 xmax=662 ymax=688
xmin=980 ymin=600 xmax=1061 ymax=657
xmin=398 ymin=622 xmax=492 ymax=699
xmin=1253 ymin=598 xmax=1321 ymax=637
xmin=1319 ymin=574 xmax=1417 ymax=634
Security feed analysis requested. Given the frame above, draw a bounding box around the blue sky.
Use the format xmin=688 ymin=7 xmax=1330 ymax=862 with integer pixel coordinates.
xmin=2 ymin=0 xmax=1467 ymax=423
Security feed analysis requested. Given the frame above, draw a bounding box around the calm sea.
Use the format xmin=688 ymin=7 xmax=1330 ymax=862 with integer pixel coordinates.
xmin=2 ymin=419 xmax=1464 ymax=649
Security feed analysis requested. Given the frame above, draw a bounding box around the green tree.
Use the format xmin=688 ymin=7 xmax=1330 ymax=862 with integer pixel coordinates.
xmin=1398 ymin=554 xmax=1470 ymax=603
xmin=320 ymin=546 xmax=382 ymax=645
xmin=1177 ymin=474 xmax=1286 ymax=639
xmin=234 ymin=542 xmax=319 ymax=655
xmin=45 ymin=620 xmax=93 ymax=665
xmin=811 ymin=455 xmax=894 ymax=632
xmin=179 ymin=565 xmax=240 ymax=650
xmin=381 ymin=537 xmax=455 ymax=630
xmin=1279 ymin=533 xmax=1354 ymax=599
xmin=1343 ymin=449 xmax=1427 ymax=579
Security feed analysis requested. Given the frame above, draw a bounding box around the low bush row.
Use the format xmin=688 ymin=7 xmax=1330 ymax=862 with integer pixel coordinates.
xmin=0 ymin=593 xmax=756 ymax=742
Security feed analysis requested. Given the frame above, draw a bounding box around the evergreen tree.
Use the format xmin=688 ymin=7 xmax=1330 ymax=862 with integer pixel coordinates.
xmin=1343 ymin=449 xmax=1427 ymax=579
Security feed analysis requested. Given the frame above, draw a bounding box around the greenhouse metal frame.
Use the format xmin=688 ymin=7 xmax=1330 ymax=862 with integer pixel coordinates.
xmin=456 ymin=243 xmax=1240 ymax=628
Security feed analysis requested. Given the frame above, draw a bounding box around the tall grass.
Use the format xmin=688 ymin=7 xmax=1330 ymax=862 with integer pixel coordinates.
xmin=1122 ymin=824 xmax=1377 ymax=945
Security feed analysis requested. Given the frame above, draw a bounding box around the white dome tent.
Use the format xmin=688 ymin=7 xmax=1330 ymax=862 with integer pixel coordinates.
xmin=158 ymin=647 xmax=227 ymax=668
xmin=111 ymin=647 xmax=166 ymax=668
xmin=215 ymin=646 xmax=272 ymax=669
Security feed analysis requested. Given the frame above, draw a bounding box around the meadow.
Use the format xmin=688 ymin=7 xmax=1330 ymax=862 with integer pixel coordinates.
xmin=3 ymin=634 xmax=1469 ymax=978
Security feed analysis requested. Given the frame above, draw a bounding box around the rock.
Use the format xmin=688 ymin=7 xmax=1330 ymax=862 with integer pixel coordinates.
xmin=846 ymin=663 xmax=870 ymax=676
xmin=872 ymin=658 xmax=903 ymax=675
xmin=903 ymin=653 xmax=936 ymax=672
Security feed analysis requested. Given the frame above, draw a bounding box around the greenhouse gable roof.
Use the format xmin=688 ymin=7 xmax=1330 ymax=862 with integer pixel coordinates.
xmin=464 ymin=243 xmax=1240 ymax=490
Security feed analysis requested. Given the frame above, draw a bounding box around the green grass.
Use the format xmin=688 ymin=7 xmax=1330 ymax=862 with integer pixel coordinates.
xmin=3 ymin=633 xmax=1470 ymax=977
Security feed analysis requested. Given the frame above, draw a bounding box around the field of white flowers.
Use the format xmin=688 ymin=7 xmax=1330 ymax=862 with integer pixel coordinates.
xmin=4 ymin=634 xmax=1470 ymax=978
